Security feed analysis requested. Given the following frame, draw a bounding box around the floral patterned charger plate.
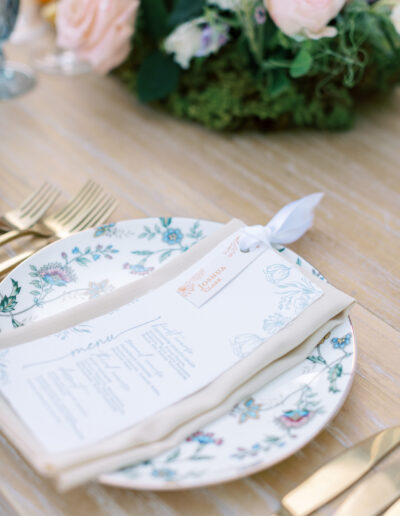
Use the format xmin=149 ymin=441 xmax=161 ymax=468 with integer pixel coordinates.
xmin=0 ymin=218 xmax=355 ymax=490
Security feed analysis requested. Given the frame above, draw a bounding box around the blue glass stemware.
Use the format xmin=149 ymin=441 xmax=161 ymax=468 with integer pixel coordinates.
xmin=0 ymin=0 xmax=35 ymax=99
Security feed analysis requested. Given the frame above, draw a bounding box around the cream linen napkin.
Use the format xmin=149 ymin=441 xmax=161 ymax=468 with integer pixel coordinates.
xmin=0 ymin=218 xmax=354 ymax=491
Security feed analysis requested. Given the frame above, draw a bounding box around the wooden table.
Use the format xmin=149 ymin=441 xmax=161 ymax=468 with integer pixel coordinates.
xmin=0 ymin=43 xmax=399 ymax=516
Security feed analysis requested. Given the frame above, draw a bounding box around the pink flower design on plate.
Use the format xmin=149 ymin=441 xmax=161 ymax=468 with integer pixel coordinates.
xmin=277 ymin=409 xmax=316 ymax=429
xmin=186 ymin=431 xmax=223 ymax=446
xmin=38 ymin=262 xmax=76 ymax=287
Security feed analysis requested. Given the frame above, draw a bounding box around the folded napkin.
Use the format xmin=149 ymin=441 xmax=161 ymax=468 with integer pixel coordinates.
xmin=0 ymin=195 xmax=354 ymax=490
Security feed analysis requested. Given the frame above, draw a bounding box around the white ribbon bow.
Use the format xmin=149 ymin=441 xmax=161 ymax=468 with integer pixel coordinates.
xmin=238 ymin=192 xmax=324 ymax=252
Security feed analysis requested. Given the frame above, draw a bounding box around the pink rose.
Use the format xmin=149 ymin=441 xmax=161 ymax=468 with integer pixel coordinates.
xmin=56 ymin=0 xmax=139 ymax=74
xmin=265 ymin=0 xmax=346 ymax=39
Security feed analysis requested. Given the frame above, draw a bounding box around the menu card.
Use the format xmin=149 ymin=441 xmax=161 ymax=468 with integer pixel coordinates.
xmin=0 ymin=229 xmax=323 ymax=456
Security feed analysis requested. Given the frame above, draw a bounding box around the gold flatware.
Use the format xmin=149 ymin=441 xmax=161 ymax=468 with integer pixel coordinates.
xmin=0 ymin=180 xmax=102 ymax=247
xmin=271 ymin=426 xmax=400 ymax=516
xmin=0 ymin=182 xmax=60 ymax=239
xmin=382 ymin=498 xmax=400 ymax=516
xmin=334 ymin=461 xmax=400 ymax=516
xmin=0 ymin=192 xmax=118 ymax=278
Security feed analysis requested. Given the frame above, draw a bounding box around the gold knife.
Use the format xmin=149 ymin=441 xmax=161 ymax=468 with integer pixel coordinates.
xmin=334 ymin=461 xmax=400 ymax=516
xmin=382 ymin=498 xmax=400 ymax=516
xmin=271 ymin=426 xmax=400 ymax=516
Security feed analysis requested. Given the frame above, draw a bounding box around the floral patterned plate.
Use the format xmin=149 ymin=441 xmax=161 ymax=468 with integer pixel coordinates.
xmin=0 ymin=218 xmax=355 ymax=490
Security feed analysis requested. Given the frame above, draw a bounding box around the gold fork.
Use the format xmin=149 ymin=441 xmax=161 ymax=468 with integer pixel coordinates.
xmin=0 ymin=180 xmax=104 ymax=247
xmin=0 ymin=192 xmax=118 ymax=278
xmin=0 ymin=182 xmax=60 ymax=239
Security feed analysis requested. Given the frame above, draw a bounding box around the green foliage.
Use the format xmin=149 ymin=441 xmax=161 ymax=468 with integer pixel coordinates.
xmin=141 ymin=0 xmax=169 ymax=40
xmin=168 ymin=0 xmax=205 ymax=28
xmin=137 ymin=51 xmax=181 ymax=102
xmin=290 ymin=47 xmax=313 ymax=78
xmin=115 ymin=0 xmax=400 ymax=131
xmin=0 ymin=279 xmax=21 ymax=314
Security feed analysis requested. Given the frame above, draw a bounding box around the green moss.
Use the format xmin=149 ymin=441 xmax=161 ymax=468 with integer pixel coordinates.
xmin=114 ymin=0 xmax=400 ymax=131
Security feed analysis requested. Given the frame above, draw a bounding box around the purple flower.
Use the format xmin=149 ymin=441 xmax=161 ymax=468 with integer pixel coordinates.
xmin=199 ymin=25 xmax=213 ymax=52
xmin=196 ymin=23 xmax=229 ymax=58
xmin=218 ymin=32 xmax=229 ymax=46
xmin=254 ymin=6 xmax=267 ymax=25
xmin=38 ymin=262 xmax=76 ymax=286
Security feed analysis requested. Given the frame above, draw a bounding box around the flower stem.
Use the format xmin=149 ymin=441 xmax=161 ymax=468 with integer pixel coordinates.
xmin=239 ymin=1 xmax=263 ymax=65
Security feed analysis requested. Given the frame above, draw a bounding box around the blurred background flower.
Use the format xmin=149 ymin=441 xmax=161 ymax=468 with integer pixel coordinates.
xmin=164 ymin=17 xmax=229 ymax=69
xmin=265 ymin=0 xmax=346 ymax=39
xmin=56 ymin=0 xmax=139 ymax=73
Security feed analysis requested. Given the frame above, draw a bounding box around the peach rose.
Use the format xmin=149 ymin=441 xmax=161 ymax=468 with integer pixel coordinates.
xmin=265 ymin=0 xmax=346 ymax=39
xmin=56 ymin=0 xmax=139 ymax=74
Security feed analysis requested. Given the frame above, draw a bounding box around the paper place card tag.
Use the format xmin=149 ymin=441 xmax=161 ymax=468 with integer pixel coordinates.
xmin=177 ymin=234 xmax=267 ymax=307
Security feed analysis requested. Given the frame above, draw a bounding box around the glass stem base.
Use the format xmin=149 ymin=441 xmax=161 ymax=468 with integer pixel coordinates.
xmin=0 ymin=62 xmax=36 ymax=100
xmin=33 ymin=48 xmax=91 ymax=76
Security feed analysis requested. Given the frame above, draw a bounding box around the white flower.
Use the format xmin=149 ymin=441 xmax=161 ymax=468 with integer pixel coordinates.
xmin=391 ymin=4 xmax=400 ymax=34
xmin=165 ymin=19 xmax=204 ymax=69
xmin=164 ymin=18 xmax=229 ymax=69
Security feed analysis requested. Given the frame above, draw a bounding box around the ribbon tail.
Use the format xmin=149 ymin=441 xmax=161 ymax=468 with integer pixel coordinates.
xmin=267 ymin=192 xmax=324 ymax=244
xmin=238 ymin=193 xmax=324 ymax=251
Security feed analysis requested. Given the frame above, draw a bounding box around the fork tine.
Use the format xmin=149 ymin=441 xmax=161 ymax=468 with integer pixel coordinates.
xmin=19 ymin=183 xmax=52 ymax=217
xmin=57 ymin=182 xmax=104 ymax=224
xmin=20 ymin=184 xmax=59 ymax=218
xmin=23 ymin=185 xmax=60 ymax=221
xmin=70 ymin=195 xmax=116 ymax=233
xmin=79 ymin=198 xmax=118 ymax=230
xmin=19 ymin=182 xmax=52 ymax=212
xmin=52 ymin=180 xmax=97 ymax=221
xmin=52 ymin=179 xmax=95 ymax=220
xmin=68 ymin=193 xmax=111 ymax=231
xmin=58 ymin=192 xmax=110 ymax=232
xmin=92 ymin=199 xmax=118 ymax=227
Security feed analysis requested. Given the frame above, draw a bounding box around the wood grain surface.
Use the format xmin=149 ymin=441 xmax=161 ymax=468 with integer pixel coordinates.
xmin=0 ymin=43 xmax=399 ymax=516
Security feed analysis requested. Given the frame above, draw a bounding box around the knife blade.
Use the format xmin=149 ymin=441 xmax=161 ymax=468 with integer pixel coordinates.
xmin=333 ymin=461 xmax=400 ymax=516
xmin=276 ymin=426 xmax=400 ymax=516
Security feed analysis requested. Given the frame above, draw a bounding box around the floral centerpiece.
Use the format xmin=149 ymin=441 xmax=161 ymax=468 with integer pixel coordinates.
xmin=55 ymin=0 xmax=400 ymax=131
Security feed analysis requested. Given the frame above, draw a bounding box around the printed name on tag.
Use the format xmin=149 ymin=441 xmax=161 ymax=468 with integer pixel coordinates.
xmin=177 ymin=232 xmax=267 ymax=307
